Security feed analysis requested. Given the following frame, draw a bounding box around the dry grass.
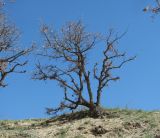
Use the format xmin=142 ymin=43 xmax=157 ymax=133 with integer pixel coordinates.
xmin=0 ymin=109 xmax=160 ymax=138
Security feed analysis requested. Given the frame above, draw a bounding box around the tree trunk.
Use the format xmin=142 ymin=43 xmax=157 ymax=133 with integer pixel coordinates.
xmin=89 ymin=104 xmax=104 ymax=118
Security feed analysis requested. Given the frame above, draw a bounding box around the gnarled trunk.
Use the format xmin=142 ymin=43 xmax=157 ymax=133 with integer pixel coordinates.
xmin=88 ymin=104 xmax=104 ymax=118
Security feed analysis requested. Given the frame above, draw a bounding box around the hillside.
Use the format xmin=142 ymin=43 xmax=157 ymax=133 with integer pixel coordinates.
xmin=0 ymin=109 xmax=160 ymax=138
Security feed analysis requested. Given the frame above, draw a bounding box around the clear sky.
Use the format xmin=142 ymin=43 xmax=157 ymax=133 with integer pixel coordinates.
xmin=0 ymin=0 xmax=160 ymax=120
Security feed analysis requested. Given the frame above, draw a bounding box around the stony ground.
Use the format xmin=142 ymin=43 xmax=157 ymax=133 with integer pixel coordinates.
xmin=0 ymin=109 xmax=160 ymax=138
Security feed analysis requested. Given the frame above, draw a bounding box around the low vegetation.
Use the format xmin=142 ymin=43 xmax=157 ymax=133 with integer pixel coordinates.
xmin=0 ymin=108 xmax=160 ymax=138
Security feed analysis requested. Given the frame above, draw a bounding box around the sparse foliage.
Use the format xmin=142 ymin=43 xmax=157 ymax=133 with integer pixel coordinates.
xmin=0 ymin=2 xmax=31 ymax=87
xmin=33 ymin=21 xmax=135 ymax=117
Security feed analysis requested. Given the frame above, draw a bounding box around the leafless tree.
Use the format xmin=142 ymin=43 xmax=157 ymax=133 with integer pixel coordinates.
xmin=143 ymin=0 xmax=160 ymax=14
xmin=33 ymin=21 xmax=135 ymax=117
xmin=0 ymin=1 xmax=31 ymax=87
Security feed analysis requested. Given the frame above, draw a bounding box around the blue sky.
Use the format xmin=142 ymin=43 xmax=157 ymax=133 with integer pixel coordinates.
xmin=0 ymin=0 xmax=160 ymax=120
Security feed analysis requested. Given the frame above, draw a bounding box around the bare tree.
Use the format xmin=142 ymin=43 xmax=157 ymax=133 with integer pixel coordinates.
xmin=33 ymin=21 xmax=135 ymax=117
xmin=143 ymin=0 xmax=160 ymax=14
xmin=0 ymin=2 xmax=31 ymax=87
